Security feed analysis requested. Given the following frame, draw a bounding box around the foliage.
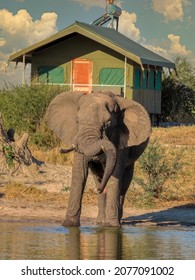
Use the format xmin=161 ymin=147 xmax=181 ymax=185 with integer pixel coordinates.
xmin=172 ymin=56 xmax=195 ymax=90
xmin=0 ymin=84 xmax=68 ymax=148
xmin=2 ymin=145 xmax=14 ymax=168
xmin=30 ymin=121 xmax=60 ymax=149
xmin=135 ymin=139 xmax=183 ymax=199
xmin=161 ymin=56 xmax=195 ymax=122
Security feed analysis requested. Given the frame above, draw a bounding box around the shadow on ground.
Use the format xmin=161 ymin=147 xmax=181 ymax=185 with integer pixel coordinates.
xmin=123 ymin=204 xmax=195 ymax=227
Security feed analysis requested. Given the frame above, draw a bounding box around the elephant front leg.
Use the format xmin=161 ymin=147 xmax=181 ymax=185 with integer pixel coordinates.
xmin=89 ymin=160 xmax=106 ymax=225
xmin=97 ymin=192 xmax=106 ymax=225
xmin=62 ymin=152 xmax=88 ymax=227
xmin=105 ymin=176 xmax=120 ymax=227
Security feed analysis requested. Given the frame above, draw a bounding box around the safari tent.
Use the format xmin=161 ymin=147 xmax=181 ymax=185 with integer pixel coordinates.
xmin=8 ymin=21 xmax=175 ymax=116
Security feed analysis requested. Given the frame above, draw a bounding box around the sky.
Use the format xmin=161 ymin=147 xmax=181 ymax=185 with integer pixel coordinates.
xmin=0 ymin=0 xmax=194 ymax=88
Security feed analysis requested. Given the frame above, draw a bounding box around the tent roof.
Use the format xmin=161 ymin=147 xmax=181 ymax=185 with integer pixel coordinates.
xmin=8 ymin=21 xmax=175 ymax=69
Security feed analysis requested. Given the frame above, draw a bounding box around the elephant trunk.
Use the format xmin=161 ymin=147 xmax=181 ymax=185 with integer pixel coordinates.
xmin=98 ymin=147 xmax=116 ymax=193
xmin=79 ymin=136 xmax=116 ymax=193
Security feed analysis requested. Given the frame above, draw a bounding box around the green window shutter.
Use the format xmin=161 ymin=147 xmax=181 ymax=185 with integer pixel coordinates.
xmin=38 ymin=66 xmax=64 ymax=83
xmin=149 ymin=70 xmax=155 ymax=90
xmin=99 ymin=68 xmax=124 ymax=85
xmin=134 ymin=68 xmax=141 ymax=90
xmin=38 ymin=67 xmax=48 ymax=83
xmin=156 ymin=70 xmax=162 ymax=91
xmin=142 ymin=69 xmax=147 ymax=90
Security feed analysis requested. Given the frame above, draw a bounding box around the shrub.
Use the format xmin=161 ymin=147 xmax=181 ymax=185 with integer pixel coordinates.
xmin=0 ymin=84 xmax=68 ymax=133
xmin=135 ymin=139 xmax=183 ymax=199
xmin=0 ymin=84 xmax=68 ymax=148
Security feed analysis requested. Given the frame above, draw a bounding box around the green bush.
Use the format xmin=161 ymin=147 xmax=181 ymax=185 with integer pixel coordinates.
xmin=135 ymin=139 xmax=183 ymax=199
xmin=30 ymin=122 xmax=60 ymax=149
xmin=0 ymin=84 xmax=68 ymax=148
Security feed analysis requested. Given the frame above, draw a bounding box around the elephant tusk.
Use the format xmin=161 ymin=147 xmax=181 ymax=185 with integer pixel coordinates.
xmin=60 ymin=144 xmax=76 ymax=154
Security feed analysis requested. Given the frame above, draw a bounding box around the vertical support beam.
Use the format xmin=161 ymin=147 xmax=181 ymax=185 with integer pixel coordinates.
xmin=115 ymin=17 xmax=119 ymax=31
xmin=124 ymin=56 xmax=127 ymax=98
xmin=22 ymin=54 xmax=26 ymax=85
xmin=70 ymin=60 xmax=73 ymax=91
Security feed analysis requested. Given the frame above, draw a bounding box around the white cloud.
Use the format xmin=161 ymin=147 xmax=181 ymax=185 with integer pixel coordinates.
xmin=151 ymin=0 xmax=190 ymax=21
xmin=0 ymin=38 xmax=6 ymax=47
xmin=0 ymin=9 xmax=58 ymax=87
xmin=168 ymin=34 xmax=192 ymax=56
xmin=142 ymin=33 xmax=192 ymax=63
xmin=118 ymin=11 xmax=141 ymax=42
xmin=0 ymin=9 xmax=57 ymax=48
xmin=143 ymin=42 xmax=170 ymax=59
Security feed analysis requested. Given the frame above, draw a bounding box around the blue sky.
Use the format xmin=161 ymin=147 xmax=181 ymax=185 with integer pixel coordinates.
xmin=0 ymin=0 xmax=194 ymax=88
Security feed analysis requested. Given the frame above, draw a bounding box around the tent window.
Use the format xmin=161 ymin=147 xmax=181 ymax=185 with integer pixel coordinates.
xmin=156 ymin=70 xmax=161 ymax=91
xmin=38 ymin=66 xmax=64 ymax=83
xmin=149 ymin=70 xmax=155 ymax=90
xmin=99 ymin=68 xmax=124 ymax=85
xmin=142 ymin=69 xmax=148 ymax=90
xmin=134 ymin=68 xmax=141 ymax=90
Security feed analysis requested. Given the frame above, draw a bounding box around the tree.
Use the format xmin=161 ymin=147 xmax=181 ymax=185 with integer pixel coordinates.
xmin=173 ymin=56 xmax=195 ymax=90
xmin=161 ymin=56 xmax=195 ymax=122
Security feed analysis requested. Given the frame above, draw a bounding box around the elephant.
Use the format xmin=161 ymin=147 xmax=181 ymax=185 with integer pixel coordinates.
xmin=45 ymin=91 xmax=151 ymax=227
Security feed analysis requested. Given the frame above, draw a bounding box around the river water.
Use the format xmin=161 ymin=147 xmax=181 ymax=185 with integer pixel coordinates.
xmin=0 ymin=220 xmax=195 ymax=260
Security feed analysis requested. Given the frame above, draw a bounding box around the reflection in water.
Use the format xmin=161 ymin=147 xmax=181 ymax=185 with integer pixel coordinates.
xmin=67 ymin=227 xmax=122 ymax=260
xmin=0 ymin=220 xmax=195 ymax=260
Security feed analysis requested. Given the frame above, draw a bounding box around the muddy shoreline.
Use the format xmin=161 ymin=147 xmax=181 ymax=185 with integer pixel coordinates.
xmin=1 ymin=198 xmax=195 ymax=227
xmin=1 ymin=163 xmax=195 ymax=227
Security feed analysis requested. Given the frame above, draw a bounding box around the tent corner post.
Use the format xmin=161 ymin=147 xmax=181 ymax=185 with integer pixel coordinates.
xmin=124 ymin=56 xmax=127 ymax=98
xmin=22 ymin=54 xmax=26 ymax=85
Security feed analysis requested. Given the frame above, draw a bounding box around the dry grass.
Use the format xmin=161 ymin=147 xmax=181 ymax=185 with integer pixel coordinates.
xmin=31 ymin=145 xmax=74 ymax=165
xmin=151 ymin=126 xmax=195 ymax=146
xmin=151 ymin=126 xmax=195 ymax=203
xmin=2 ymin=182 xmax=69 ymax=206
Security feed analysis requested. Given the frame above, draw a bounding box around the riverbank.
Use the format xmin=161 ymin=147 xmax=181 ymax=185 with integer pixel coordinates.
xmin=1 ymin=197 xmax=195 ymax=227
xmin=1 ymin=176 xmax=195 ymax=227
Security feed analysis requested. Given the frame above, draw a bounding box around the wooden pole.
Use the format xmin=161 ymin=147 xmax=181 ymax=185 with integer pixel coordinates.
xmin=22 ymin=54 xmax=26 ymax=85
xmin=124 ymin=56 xmax=127 ymax=98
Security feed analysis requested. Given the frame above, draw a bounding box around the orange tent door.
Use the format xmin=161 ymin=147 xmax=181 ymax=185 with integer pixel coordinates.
xmin=72 ymin=59 xmax=93 ymax=93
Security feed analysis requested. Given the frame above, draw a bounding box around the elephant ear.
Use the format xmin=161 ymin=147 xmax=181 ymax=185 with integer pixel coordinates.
xmin=45 ymin=92 xmax=84 ymax=145
xmin=115 ymin=96 xmax=151 ymax=147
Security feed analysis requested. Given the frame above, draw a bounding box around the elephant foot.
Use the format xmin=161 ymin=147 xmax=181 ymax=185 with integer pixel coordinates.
xmin=62 ymin=216 xmax=80 ymax=227
xmin=103 ymin=219 xmax=121 ymax=227
xmin=96 ymin=215 xmax=106 ymax=226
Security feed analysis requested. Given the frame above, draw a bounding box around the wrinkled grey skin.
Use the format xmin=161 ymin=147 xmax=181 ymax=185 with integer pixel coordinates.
xmin=46 ymin=91 xmax=151 ymax=227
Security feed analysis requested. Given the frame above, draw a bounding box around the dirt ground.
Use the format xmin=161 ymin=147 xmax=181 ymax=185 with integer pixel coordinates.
xmin=0 ymin=162 xmax=195 ymax=227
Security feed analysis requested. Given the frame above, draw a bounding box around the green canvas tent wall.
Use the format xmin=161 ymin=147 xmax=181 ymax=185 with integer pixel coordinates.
xmin=8 ymin=21 xmax=175 ymax=115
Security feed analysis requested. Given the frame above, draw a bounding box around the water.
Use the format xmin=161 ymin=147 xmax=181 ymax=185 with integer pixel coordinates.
xmin=0 ymin=220 xmax=195 ymax=260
